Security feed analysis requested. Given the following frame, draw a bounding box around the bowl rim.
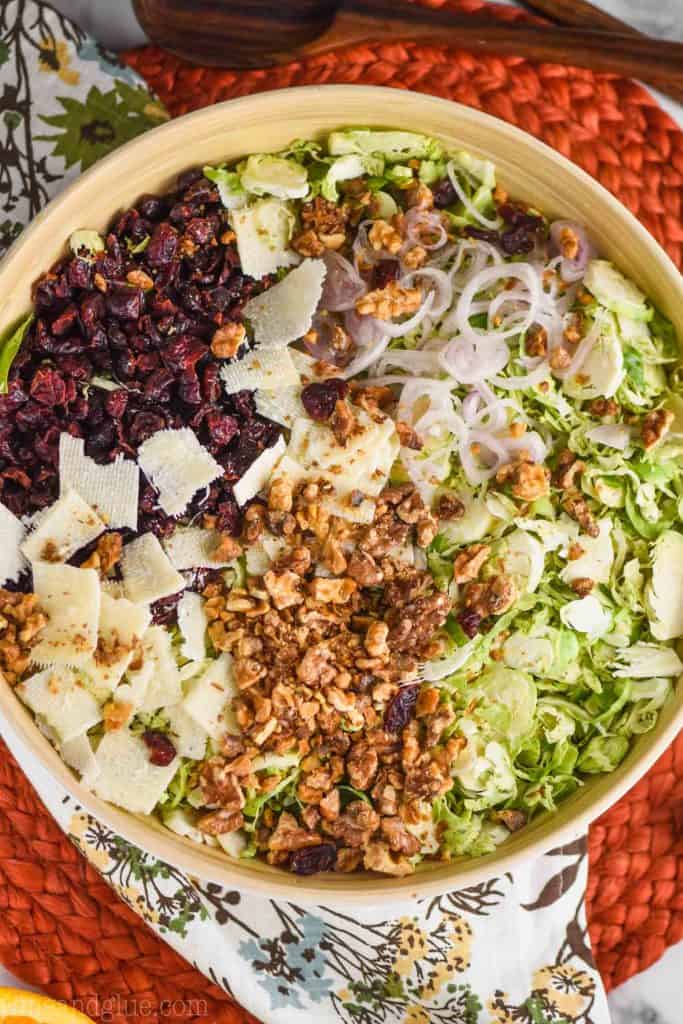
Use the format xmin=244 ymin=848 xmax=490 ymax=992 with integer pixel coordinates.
xmin=1 ymin=83 xmax=682 ymax=905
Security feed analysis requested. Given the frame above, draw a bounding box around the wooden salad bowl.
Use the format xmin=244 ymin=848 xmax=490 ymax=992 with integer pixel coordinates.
xmin=0 ymin=86 xmax=681 ymax=904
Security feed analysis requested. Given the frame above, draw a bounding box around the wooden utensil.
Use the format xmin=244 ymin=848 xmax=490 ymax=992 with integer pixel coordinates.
xmin=133 ymin=0 xmax=683 ymax=103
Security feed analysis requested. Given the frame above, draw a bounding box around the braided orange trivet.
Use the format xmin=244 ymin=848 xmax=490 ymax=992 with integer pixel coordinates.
xmin=1 ymin=2 xmax=682 ymax=1018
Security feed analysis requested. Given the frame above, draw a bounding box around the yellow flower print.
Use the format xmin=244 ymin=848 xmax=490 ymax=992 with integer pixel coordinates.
xmin=486 ymin=992 xmax=515 ymax=1024
xmin=68 ymin=811 xmax=88 ymax=840
xmin=532 ymin=963 xmax=595 ymax=1019
xmin=421 ymin=961 xmax=453 ymax=999
xmin=120 ymin=887 xmax=159 ymax=924
xmin=82 ymin=844 xmax=110 ymax=871
xmin=403 ymin=1006 xmax=429 ymax=1024
xmin=392 ymin=917 xmax=429 ymax=975
xmin=38 ymin=37 xmax=80 ymax=87
xmin=445 ymin=916 xmax=473 ymax=972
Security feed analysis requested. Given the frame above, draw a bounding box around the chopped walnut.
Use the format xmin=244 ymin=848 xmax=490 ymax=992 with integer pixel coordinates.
xmin=567 ymin=542 xmax=585 ymax=561
xmin=395 ymin=490 xmax=427 ymax=525
xmin=549 ymin=346 xmax=572 ymax=372
xmin=436 ymin=494 xmax=465 ymax=520
xmin=297 ymin=644 xmax=335 ymax=686
xmin=396 ymin=420 xmax=423 ymax=450
xmin=292 ymin=229 xmax=325 ymax=257
xmin=464 ymin=574 xmax=517 ymax=617
xmin=81 ymin=531 xmax=123 ymax=575
xmin=496 ymin=458 xmax=550 ymax=502
xmin=347 ymin=550 xmax=384 ymax=587
xmin=642 ymin=408 xmax=674 ymax=451
xmin=453 ymin=543 xmax=490 ymax=584
xmin=210 ymin=322 xmax=246 ymax=359
xmin=349 ymin=382 xmax=395 ymax=412
xmin=402 ymin=245 xmax=427 ymax=270
xmin=553 ymin=449 xmax=585 ymax=490
xmin=319 ymin=788 xmax=340 ymax=821
xmin=126 ymin=268 xmax=154 ymax=291
xmin=415 ymin=515 xmax=438 ymax=549
xmin=308 ymin=577 xmax=357 ymax=604
xmin=381 ymin=816 xmax=421 ymax=856
xmin=331 ymin=399 xmax=356 ymax=446
xmin=416 ymin=687 xmax=440 ymax=717
xmin=347 ymin=741 xmax=379 ymax=790
xmin=355 ymin=280 xmax=422 ymax=320
xmin=321 ymin=535 xmax=347 ymax=575
xmin=0 ymin=590 xmax=48 ymax=684
xmin=563 ymin=492 xmax=599 ymax=537
xmin=213 ymin=533 xmax=242 ymax=562
xmin=102 ymin=700 xmax=133 ymax=732
xmin=268 ymin=474 xmax=294 ymax=513
xmin=301 ymin=196 xmax=348 ymax=236
xmin=525 ymin=323 xmax=548 ymax=357
xmin=563 ymin=313 xmax=584 ymax=345
xmin=570 ymin=577 xmax=594 ymax=597
xmin=198 ymin=809 xmax=244 ymax=835
xmin=496 ymin=808 xmax=528 ymax=832
xmin=363 ymin=841 xmax=414 ymax=876
xmin=405 ymin=181 xmax=434 ymax=210
xmin=558 ymin=226 xmax=580 ymax=260
xmin=263 ymin=569 xmax=304 ymax=610
xmin=199 ymin=758 xmax=245 ymax=810
xmin=268 ymin=811 xmax=323 ymax=852
xmin=368 ymin=219 xmax=403 ymax=254
xmin=365 ymin=620 xmax=389 ymax=659
xmin=589 ymin=397 xmax=619 ymax=418
xmin=336 ymin=848 xmax=363 ymax=872
xmin=324 ymin=800 xmax=380 ymax=848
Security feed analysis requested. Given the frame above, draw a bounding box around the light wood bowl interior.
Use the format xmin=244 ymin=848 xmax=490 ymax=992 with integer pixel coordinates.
xmin=0 ymin=86 xmax=681 ymax=905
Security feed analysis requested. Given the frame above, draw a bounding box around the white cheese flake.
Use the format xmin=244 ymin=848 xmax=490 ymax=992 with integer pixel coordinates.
xmin=561 ymin=518 xmax=614 ymax=585
xmin=254 ymin=386 xmax=305 ymax=428
xmin=120 ymin=533 xmax=185 ymax=605
xmin=182 ymin=653 xmax=237 ymax=739
xmin=61 ymin=732 xmax=100 ymax=787
xmin=230 ymin=197 xmax=299 ymax=279
xmin=166 ymin=704 xmax=208 ymax=760
xmin=21 ymin=490 xmax=105 ymax=565
xmin=164 ymin=526 xmax=236 ymax=570
xmin=92 ymin=728 xmax=179 ymax=815
xmin=177 ymin=591 xmax=208 ymax=662
xmin=137 ymin=427 xmax=222 ymax=518
xmin=80 ymin=592 xmax=151 ymax=695
xmin=220 ymin=348 xmax=299 ymax=395
xmin=31 ymin=563 xmax=101 ymax=667
xmin=243 ymin=258 xmax=327 ymax=348
xmin=233 ymin=436 xmax=286 ymax=506
xmin=130 ymin=625 xmax=182 ymax=712
xmin=0 ymin=502 xmax=28 ymax=584
xmin=17 ymin=667 xmax=101 ymax=742
xmin=560 ymin=594 xmax=612 ymax=639
xmin=59 ymin=433 xmax=139 ymax=530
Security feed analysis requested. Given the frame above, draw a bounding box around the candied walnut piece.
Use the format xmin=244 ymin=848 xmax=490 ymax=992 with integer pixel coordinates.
xmin=103 ymin=700 xmax=133 ymax=732
xmin=496 ymin=808 xmax=528 ymax=833
xmin=268 ymin=474 xmax=294 ymax=513
xmin=292 ymin=229 xmax=324 ymax=258
xmin=416 ymin=687 xmax=440 ymax=718
xmin=525 ymin=323 xmax=548 ymax=358
xmin=81 ymin=531 xmax=123 ymax=575
xmin=405 ymin=181 xmax=434 ymax=210
xmin=436 ymin=494 xmax=465 ymax=520
xmin=298 ymin=643 xmax=335 ymax=686
xmin=496 ymin=457 xmax=550 ymax=502
xmin=200 ymin=758 xmax=246 ymax=810
xmin=365 ymin=620 xmax=389 ymax=659
xmin=319 ymin=788 xmax=340 ymax=821
xmin=263 ymin=569 xmax=304 ymax=610
xmin=126 ymin=268 xmax=154 ymax=291
xmin=331 ymin=398 xmax=356 ymax=446
xmin=553 ymin=449 xmax=585 ymax=490
xmin=269 ymin=811 xmax=322 ymax=852
xmin=308 ymin=577 xmax=356 ymax=604
xmin=402 ymin=245 xmax=427 ymax=270
xmin=368 ymin=219 xmax=403 ymax=254
xmin=452 ymin=543 xmax=490 ymax=584
xmin=567 ymin=542 xmax=585 ymax=561
xmin=589 ymin=397 xmax=619 ymax=418
xmin=642 ymin=408 xmax=674 ymax=451
xmin=464 ymin=573 xmax=517 ymax=617
xmin=549 ymin=346 xmax=572 ymax=372
xmin=198 ymin=809 xmax=244 ymax=835
xmin=0 ymin=590 xmax=48 ymax=684
xmin=396 ymin=420 xmax=423 ymax=450
xmin=381 ymin=816 xmax=421 ymax=856
xmin=211 ymin=322 xmax=246 ymax=359
xmin=347 ymin=550 xmax=383 ymax=587
xmin=346 ymin=741 xmax=379 ymax=790
xmin=336 ymin=848 xmax=363 ymax=872
xmin=570 ymin=577 xmax=594 ymax=597
xmin=324 ymin=800 xmax=380 ymax=847
xmin=363 ymin=841 xmax=414 ymax=877
xmin=559 ymin=225 xmax=580 ymax=260
xmin=355 ymin=280 xmax=422 ymax=320
xmin=563 ymin=493 xmax=599 ymax=538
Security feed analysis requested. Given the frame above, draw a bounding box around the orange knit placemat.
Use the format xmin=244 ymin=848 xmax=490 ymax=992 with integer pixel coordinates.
xmin=0 ymin=2 xmax=682 ymax=1019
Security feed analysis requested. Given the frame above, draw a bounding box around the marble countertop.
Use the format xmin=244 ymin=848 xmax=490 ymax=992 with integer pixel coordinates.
xmin=10 ymin=1 xmax=683 ymax=1021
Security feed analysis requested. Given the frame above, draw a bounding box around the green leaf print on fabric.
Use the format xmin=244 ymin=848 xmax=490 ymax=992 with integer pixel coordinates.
xmin=37 ymin=81 xmax=168 ymax=171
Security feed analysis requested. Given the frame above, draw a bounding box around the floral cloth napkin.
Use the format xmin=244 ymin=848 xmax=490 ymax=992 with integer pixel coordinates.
xmin=0 ymin=4 xmax=613 ymax=1022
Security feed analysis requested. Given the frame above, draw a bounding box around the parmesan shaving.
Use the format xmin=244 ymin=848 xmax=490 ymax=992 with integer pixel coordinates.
xmin=17 ymin=667 xmax=102 ymax=742
xmin=30 ymin=563 xmax=101 ymax=668
xmin=129 ymin=625 xmax=182 ymax=712
xmin=177 ymin=591 xmax=208 ymax=662
xmin=182 ymin=653 xmax=237 ymax=739
xmin=137 ymin=427 xmax=222 ymax=518
xmin=59 ymin=433 xmax=139 ymax=530
xmin=220 ymin=348 xmax=299 ymax=395
xmin=254 ymin=386 xmax=305 ymax=428
xmin=80 ymin=592 xmax=151 ymax=695
xmin=230 ymin=197 xmax=299 ymax=279
xmin=61 ymin=732 xmax=100 ymax=787
xmin=21 ymin=489 xmax=105 ymax=565
xmin=243 ymin=258 xmax=327 ymax=347
xmin=164 ymin=526 xmax=236 ymax=570
xmin=0 ymin=502 xmax=27 ymax=584
xmin=233 ymin=436 xmax=286 ymax=506
xmin=166 ymin=704 xmax=208 ymax=760
xmin=120 ymin=533 xmax=184 ymax=605
xmin=92 ymin=729 xmax=179 ymax=815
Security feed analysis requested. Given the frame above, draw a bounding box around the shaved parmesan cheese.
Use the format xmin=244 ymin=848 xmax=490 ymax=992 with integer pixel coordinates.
xmin=230 ymin=197 xmax=299 ymax=279
xmin=646 ymin=530 xmax=683 ymax=641
xmin=216 ymin=830 xmax=247 ymax=858
xmin=255 ymin=386 xmax=306 ymax=428
xmin=561 ymin=518 xmax=613 ymax=585
xmin=164 ymin=527 xmax=236 ymax=570
xmin=177 ymin=592 xmax=207 ymax=662
xmin=31 ymin=563 xmax=100 ymax=667
xmin=243 ymin=258 xmax=326 ymax=348
xmin=166 ymin=704 xmax=208 ymax=760
xmin=92 ymin=728 xmax=179 ymax=815
xmin=21 ymin=490 xmax=105 ymax=565
xmin=163 ymin=807 xmax=214 ymax=845
xmin=120 ymin=533 xmax=184 ymax=605
xmin=0 ymin=502 xmax=27 ymax=584
xmin=182 ymin=653 xmax=237 ymax=739
xmin=129 ymin=626 xmax=182 ymax=712
xmin=500 ymin=529 xmax=545 ymax=594
xmin=233 ymin=436 xmax=286 ymax=506
xmin=245 ymin=533 xmax=286 ymax=575
xmin=17 ymin=667 xmax=101 ymax=742
xmin=611 ymin=642 xmax=683 ymax=678
xmin=59 ymin=434 xmax=139 ymax=530
xmin=220 ymin=347 xmax=299 ymax=395
xmin=138 ymin=428 xmax=222 ymax=518
xmin=80 ymin=593 xmax=151 ymax=695
xmin=61 ymin=732 xmax=100 ymax=787
xmin=560 ymin=595 xmax=612 ymax=639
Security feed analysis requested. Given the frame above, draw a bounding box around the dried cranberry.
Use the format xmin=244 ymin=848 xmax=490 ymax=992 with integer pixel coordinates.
xmin=230 ymin=390 xmax=255 ymax=421
xmin=137 ymin=194 xmax=168 ymax=221
xmin=105 ymin=389 xmax=128 ymax=419
xmin=67 ymin=258 xmax=93 ymax=291
xmin=162 ymin=334 xmax=207 ymax=372
xmin=183 ymin=177 xmax=219 ymax=205
xmin=142 ymin=730 xmax=177 ymax=766
xmin=147 ymin=223 xmax=179 ymax=266
xmin=29 ymin=367 xmax=67 ymax=406
xmin=457 ymin=608 xmax=482 ymax=638
xmin=290 ymin=843 xmax=337 ymax=876
xmin=205 ymin=410 xmax=239 ymax=446
xmin=169 ymin=202 xmax=193 ymax=225
xmin=201 ymin=363 xmax=222 ymax=403
xmin=500 ymin=227 xmax=536 ymax=256
xmin=61 ymin=354 xmax=93 ymax=381
xmin=150 ymin=591 xmax=182 ymax=626
xmin=185 ymin=216 xmax=217 ymax=245
xmin=113 ymin=350 xmax=136 ymax=380
xmin=15 ymin=401 xmax=52 ymax=432
xmin=2 ymin=466 xmax=31 ymax=489
xmin=86 ymin=421 xmax=117 ymax=453
xmin=301 ymin=379 xmax=348 ymax=421
xmin=176 ymin=167 xmax=203 ymax=192
xmin=129 ymin=411 xmax=166 ymax=444
xmin=384 ymin=684 xmax=420 ymax=733
xmin=432 ymin=177 xmax=458 ymax=208
xmin=214 ymin=497 xmax=240 ymax=535
xmin=204 ymin=285 xmax=233 ymax=313
xmin=371 ymin=259 xmax=399 ymax=290
xmin=106 ymin=286 xmax=144 ymax=321
xmin=80 ymin=293 xmax=105 ymax=335
xmin=51 ymin=304 xmax=80 ymax=337
xmin=464 ymin=226 xmax=500 ymax=245
xmin=136 ymin=351 xmax=161 ymax=374
xmin=144 ymin=368 xmax=175 ymax=402
xmin=177 ymin=369 xmax=202 ymax=405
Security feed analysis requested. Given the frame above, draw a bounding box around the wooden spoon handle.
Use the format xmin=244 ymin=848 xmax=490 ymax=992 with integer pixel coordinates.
xmin=291 ymin=2 xmax=683 ymax=99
